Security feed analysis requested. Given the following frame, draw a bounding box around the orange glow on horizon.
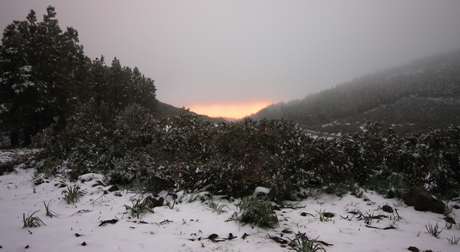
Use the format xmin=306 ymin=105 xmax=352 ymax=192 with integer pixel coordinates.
xmin=188 ymin=101 xmax=272 ymax=119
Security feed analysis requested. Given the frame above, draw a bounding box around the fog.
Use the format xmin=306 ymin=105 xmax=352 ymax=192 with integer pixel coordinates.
xmin=1 ymin=0 xmax=460 ymax=108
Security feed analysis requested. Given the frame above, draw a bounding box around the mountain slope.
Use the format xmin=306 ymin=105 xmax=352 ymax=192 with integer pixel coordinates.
xmin=252 ymin=50 xmax=460 ymax=133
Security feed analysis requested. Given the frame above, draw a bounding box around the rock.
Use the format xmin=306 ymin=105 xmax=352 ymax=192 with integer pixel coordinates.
xmin=228 ymin=233 xmax=236 ymax=240
xmin=81 ymin=241 xmax=87 ymax=246
xmin=99 ymin=219 xmax=118 ymax=226
xmin=74 ymin=233 xmax=82 ymax=237
xmin=382 ymin=205 xmax=394 ymax=213
xmin=453 ymin=204 xmax=460 ymax=209
xmin=108 ymin=185 xmax=119 ymax=192
xmin=407 ymin=246 xmax=419 ymax=252
xmin=402 ymin=188 xmax=445 ymax=214
xmin=208 ymin=234 xmax=219 ymax=241
xmin=444 ymin=216 xmax=456 ymax=224
xmin=25 ymin=245 xmax=30 ymax=249
xmin=300 ymin=212 xmax=308 ymax=217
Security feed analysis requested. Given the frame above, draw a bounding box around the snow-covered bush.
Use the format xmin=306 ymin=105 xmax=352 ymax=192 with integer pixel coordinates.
xmin=39 ymin=106 xmax=460 ymax=201
xmin=237 ymin=196 xmax=278 ymax=228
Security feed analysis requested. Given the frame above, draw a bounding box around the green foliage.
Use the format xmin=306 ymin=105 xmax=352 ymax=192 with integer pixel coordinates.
xmin=62 ymin=185 xmax=84 ymax=204
xmin=124 ymin=196 xmax=154 ymax=218
xmin=289 ymin=232 xmax=326 ymax=252
xmin=0 ymin=6 xmax=87 ymax=145
xmin=22 ymin=210 xmax=45 ymax=228
xmin=237 ymin=196 xmax=278 ymax=228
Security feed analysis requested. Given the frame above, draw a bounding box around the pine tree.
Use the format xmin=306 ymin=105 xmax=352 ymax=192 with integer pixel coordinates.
xmin=0 ymin=6 xmax=157 ymax=146
xmin=0 ymin=6 xmax=87 ymax=146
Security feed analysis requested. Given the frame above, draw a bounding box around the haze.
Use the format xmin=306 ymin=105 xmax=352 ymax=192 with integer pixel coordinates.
xmin=1 ymin=0 xmax=460 ymax=118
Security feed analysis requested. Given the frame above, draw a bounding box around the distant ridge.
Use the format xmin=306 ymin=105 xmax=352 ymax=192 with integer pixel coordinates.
xmin=252 ymin=50 xmax=460 ymax=133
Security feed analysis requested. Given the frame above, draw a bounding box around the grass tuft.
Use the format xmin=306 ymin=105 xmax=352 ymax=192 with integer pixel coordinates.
xmin=237 ymin=196 xmax=278 ymax=228
xmin=43 ymin=201 xmax=57 ymax=217
xmin=425 ymin=223 xmax=443 ymax=238
xmin=62 ymin=185 xmax=85 ymax=204
xmin=22 ymin=211 xmax=45 ymax=228
xmin=447 ymin=235 xmax=460 ymax=245
xmin=124 ymin=197 xmax=154 ymax=218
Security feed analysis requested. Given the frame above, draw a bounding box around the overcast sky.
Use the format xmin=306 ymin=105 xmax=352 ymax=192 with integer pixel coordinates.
xmin=1 ymin=0 xmax=460 ymax=107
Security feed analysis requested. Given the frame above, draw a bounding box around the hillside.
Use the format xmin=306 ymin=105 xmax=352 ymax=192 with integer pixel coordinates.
xmin=252 ymin=50 xmax=460 ymax=133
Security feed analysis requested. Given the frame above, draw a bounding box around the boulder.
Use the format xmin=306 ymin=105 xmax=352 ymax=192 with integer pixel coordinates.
xmin=402 ymin=188 xmax=445 ymax=214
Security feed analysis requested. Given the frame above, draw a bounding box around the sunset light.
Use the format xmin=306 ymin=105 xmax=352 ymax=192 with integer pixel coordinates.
xmin=188 ymin=101 xmax=272 ymax=119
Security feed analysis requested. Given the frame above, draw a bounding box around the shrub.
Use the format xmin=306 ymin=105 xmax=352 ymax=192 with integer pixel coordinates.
xmin=39 ymin=108 xmax=460 ymax=201
xmin=237 ymin=196 xmax=278 ymax=228
xmin=62 ymin=185 xmax=84 ymax=204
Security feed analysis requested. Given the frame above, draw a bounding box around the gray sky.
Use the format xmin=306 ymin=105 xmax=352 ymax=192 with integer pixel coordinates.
xmin=1 ymin=0 xmax=460 ymax=108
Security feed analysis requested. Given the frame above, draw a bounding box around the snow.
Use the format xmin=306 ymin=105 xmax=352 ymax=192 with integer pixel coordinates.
xmin=78 ymin=173 xmax=105 ymax=183
xmin=253 ymin=187 xmax=270 ymax=196
xmin=0 ymin=149 xmax=39 ymax=164
xmin=0 ymin=152 xmax=459 ymax=251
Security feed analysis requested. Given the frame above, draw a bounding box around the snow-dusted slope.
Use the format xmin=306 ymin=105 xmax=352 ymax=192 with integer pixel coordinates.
xmin=0 ymin=158 xmax=459 ymax=251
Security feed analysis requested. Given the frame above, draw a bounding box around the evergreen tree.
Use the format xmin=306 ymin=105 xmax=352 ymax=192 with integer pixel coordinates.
xmin=0 ymin=6 xmax=157 ymax=146
xmin=0 ymin=6 xmax=87 ymax=145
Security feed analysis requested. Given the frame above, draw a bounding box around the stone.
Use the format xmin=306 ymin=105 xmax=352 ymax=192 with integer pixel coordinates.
xmin=402 ymin=188 xmax=445 ymax=214
xmin=407 ymin=246 xmax=419 ymax=252
xmin=382 ymin=204 xmax=394 ymax=213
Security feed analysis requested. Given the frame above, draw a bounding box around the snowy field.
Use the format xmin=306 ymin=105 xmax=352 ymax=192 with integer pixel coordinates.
xmin=0 ymin=150 xmax=459 ymax=252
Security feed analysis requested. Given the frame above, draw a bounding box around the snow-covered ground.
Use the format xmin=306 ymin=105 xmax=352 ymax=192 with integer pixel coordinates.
xmin=0 ymin=152 xmax=459 ymax=252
